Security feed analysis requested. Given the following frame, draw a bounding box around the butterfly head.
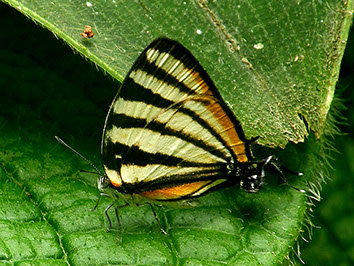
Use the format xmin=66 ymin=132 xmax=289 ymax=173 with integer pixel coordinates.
xmin=98 ymin=175 xmax=111 ymax=191
xmin=238 ymin=155 xmax=304 ymax=193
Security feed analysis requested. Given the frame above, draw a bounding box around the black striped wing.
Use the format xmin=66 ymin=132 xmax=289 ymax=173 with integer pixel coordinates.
xmin=102 ymin=38 xmax=251 ymax=200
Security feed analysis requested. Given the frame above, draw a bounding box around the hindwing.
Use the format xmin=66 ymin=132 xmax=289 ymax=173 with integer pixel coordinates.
xmin=102 ymin=38 xmax=251 ymax=200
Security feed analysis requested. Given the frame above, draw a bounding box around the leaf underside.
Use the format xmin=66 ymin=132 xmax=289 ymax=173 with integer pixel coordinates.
xmin=4 ymin=0 xmax=353 ymax=146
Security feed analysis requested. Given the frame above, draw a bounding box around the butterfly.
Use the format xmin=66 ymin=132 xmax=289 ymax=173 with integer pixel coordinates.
xmin=56 ymin=37 xmax=303 ymax=235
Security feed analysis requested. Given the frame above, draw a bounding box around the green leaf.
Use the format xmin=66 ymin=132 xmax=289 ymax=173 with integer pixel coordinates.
xmin=3 ymin=0 xmax=352 ymax=146
xmin=0 ymin=1 xmax=352 ymax=265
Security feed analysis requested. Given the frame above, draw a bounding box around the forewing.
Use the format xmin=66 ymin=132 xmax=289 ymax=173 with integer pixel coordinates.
xmin=102 ymin=38 xmax=250 ymax=197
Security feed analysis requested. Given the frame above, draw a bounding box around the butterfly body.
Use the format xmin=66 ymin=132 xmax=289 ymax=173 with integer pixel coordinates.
xmin=100 ymin=38 xmax=273 ymax=203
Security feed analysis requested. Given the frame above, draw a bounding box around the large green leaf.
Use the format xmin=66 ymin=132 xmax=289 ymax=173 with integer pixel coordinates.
xmin=0 ymin=0 xmax=352 ymax=265
xmin=3 ymin=0 xmax=352 ymax=146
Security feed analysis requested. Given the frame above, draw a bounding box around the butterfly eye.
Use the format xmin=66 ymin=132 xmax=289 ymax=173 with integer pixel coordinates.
xmin=98 ymin=175 xmax=111 ymax=190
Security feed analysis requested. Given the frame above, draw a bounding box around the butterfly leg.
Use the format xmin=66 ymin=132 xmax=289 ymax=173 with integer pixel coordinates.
xmin=90 ymin=193 xmax=122 ymax=232
xmin=104 ymin=202 xmax=130 ymax=233
xmin=253 ymin=156 xmax=305 ymax=193
xmin=104 ymin=202 xmax=115 ymax=232
xmin=261 ymin=155 xmax=303 ymax=177
xmin=90 ymin=192 xmax=109 ymax=212
xmin=144 ymin=202 xmax=169 ymax=236
xmin=265 ymin=157 xmax=305 ymax=193
xmin=114 ymin=205 xmax=123 ymax=236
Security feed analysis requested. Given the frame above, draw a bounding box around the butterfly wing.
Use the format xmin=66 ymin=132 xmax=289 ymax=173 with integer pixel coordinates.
xmin=102 ymin=38 xmax=251 ymax=200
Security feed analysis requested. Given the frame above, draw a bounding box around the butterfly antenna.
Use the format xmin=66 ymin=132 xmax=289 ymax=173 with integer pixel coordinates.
xmin=55 ymin=136 xmax=103 ymax=176
xmin=80 ymin=169 xmax=101 ymax=176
